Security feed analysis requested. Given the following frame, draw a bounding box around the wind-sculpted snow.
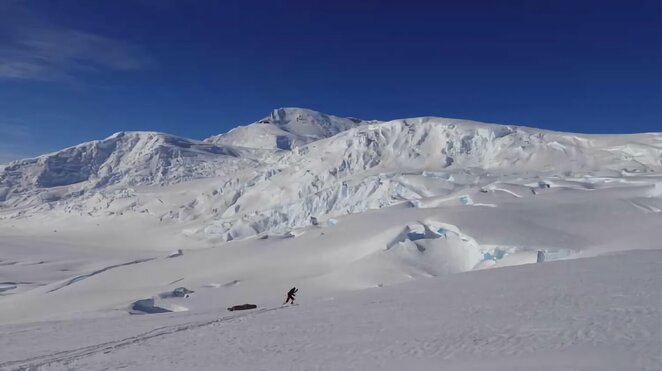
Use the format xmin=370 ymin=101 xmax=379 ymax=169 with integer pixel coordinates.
xmin=385 ymin=221 xmax=485 ymax=275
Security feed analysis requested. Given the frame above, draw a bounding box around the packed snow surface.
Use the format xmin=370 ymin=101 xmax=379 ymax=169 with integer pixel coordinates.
xmin=0 ymin=108 xmax=661 ymax=370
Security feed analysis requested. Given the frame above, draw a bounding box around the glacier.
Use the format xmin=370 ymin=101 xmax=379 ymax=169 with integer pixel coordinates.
xmin=2 ymin=108 xmax=660 ymax=243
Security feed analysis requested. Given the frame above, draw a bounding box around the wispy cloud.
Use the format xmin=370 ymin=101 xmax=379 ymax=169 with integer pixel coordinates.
xmin=0 ymin=27 xmax=151 ymax=81
xmin=0 ymin=149 xmax=28 ymax=165
xmin=0 ymin=122 xmax=37 ymax=164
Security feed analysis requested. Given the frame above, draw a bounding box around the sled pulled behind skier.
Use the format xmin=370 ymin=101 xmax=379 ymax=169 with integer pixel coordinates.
xmin=227 ymin=303 xmax=257 ymax=311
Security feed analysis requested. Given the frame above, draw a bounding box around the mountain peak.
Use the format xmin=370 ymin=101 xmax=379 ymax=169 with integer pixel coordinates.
xmin=205 ymin=107 xmax=372 ymax=150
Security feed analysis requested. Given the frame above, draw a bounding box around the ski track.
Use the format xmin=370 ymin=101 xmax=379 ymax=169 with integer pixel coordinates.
xmin=629 ymin=201 xmax=661 ymax=214
xmin=47 ymin=258 xmax=156 ymax=293
xmin=0 ymin=305 xmax=294 ymax=370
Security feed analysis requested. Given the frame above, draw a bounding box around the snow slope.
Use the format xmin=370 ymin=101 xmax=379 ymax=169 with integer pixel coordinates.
xmin=0 ymin=131 xmax=265 ymax=209
xmin=0 ymin=250 xmax=659 ymax=370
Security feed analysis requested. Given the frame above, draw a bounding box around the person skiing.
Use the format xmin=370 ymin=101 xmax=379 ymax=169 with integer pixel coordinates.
xmin=284 ymin=287 xmax=298 ymax=305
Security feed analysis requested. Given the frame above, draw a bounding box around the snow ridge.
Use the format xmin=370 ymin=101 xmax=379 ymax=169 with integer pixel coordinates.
xmin=0 ymin=131 xmax=260 ymax=207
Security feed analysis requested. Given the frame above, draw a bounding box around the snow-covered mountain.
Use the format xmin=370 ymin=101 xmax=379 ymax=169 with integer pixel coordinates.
xmin=2 ymin=108 xmax=661 ymax=370
xmin=0 ymin=131 xmax=265 ymax=208
xmin=194 ymin=118 xmax=662 ymax=241
xmin=1 ymin=109 xmax=661 ymax=240
xmin=204 ymin=107 xmax=374 ymax=150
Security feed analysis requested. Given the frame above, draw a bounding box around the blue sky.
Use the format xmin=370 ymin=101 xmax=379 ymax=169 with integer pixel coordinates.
xmin=0 ymin=0 xmax=660 ymax=162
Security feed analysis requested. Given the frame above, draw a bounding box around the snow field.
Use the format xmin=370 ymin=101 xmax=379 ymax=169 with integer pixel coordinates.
xmin=0 ymin=108 xmax=661 ymax=369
